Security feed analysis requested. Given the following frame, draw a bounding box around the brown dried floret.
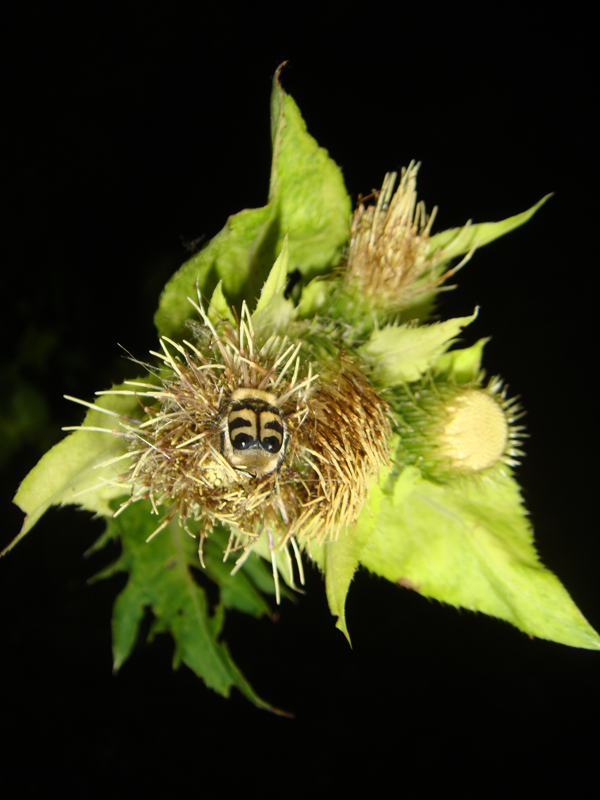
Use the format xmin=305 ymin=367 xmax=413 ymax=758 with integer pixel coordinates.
xmin=345 ymin=163 xmax=448 ymax=311
xmin=289 ymin=359 xmax=392 ymax=545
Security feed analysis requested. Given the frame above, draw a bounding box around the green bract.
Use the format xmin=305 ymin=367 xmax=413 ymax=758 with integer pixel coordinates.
xmin=6 ymin=66 xmax=598 ymax=711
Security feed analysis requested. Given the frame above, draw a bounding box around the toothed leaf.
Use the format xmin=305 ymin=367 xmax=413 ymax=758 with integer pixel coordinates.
xmin=155 ymin=68 xmax=350 ymax=339
xmin=269 ymin=67 xmax=351 ymax=280
xmin=359 ymin=466 xmax=600 ymax=650
xmin=360 ymin=311 xmax=477 ymax=385
xmin=6 ymin=387 xmax=141 ymax=555
xmin=323 ymin=469 xmax=387 ymax=643
xmin=105 ymin=501 xmax=282 ymax=711
xmin=155 ymin=204 xmax=275 ymax=339
xmin=203 ymin=533 xmax=274 ymax=618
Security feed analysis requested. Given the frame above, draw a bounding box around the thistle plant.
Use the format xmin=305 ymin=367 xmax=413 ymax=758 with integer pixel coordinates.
xmin=5 ymin=67 xmax=599 ymax=711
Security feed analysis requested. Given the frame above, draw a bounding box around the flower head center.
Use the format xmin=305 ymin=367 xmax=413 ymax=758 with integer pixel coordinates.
xmin=437 ymin=389 xmax=508 ymax=472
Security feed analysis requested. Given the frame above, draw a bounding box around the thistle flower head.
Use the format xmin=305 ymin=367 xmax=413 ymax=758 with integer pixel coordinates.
xmin=100 ymin=301 xmax=391 ymax=570
xmin=394 ymin=374 xmax=525 ymax=480
xmin=344 ymin=163 xmax=446 ymax=315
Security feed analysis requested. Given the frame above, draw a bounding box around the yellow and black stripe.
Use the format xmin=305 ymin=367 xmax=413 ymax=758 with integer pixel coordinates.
xmin=228 ymin=399 xmax=284 ymax=454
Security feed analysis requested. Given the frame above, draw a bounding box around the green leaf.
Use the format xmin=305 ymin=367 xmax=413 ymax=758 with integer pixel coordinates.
xmin=303 ymin=456 xmax=397 ymax=642
xmin=269 ymin=66 xmax=351 ymax=281
xmin=154 ymin=204 xmax=275 ymax=339
xmin=323 ymin=469 xmax=387 ymax=643
xmin=252 ymin=235 xmax=295 ymax=336
xmin=359 ymin=311 xmax=477 ymax=385
xmin=253 ymin=234 xmax=289 ymax=314
xmin=324 ymin=537 xmax=360 ymax=644
xmin=433 ymin=337 xmax=490 ymax=382
xmin=203 ymin=534 xmax=273 ymax=618
xmin=360 ymin=466 xmax=600 ymax=649
xmin=207 ymin=279 xmax=236 ymax=327
xmin=5 ymin=387 xmax=142 ymax=556
xmin=427 ymin=195 xmax=552 ymax=265
xmin=105 ymin=501 xmax=284 ymax=712
xmin=154 ymin=67 xmax=351 ymax=340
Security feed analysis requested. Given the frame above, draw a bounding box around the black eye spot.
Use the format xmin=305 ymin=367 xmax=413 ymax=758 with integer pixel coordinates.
xmin=232 ymin=433 xmax=255 ymax=450
xmin=261 ymin=436 xmax=281 ymax=453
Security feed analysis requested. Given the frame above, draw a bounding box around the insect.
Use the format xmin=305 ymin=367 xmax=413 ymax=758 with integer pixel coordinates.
xmin=221 ymin=388 xmax=288 ymax=477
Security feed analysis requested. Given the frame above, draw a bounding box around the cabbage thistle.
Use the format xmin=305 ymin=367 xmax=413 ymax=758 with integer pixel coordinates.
xmin=5 ymin=67 xmax=598 ymax=711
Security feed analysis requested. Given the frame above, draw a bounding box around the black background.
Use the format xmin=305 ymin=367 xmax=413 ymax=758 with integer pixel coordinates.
xmin=2 ymin=4 xmax=598 ymax=794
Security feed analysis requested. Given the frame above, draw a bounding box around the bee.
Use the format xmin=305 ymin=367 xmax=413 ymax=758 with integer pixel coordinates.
xmin=221 ymin=388 xmax=288 ymax=477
